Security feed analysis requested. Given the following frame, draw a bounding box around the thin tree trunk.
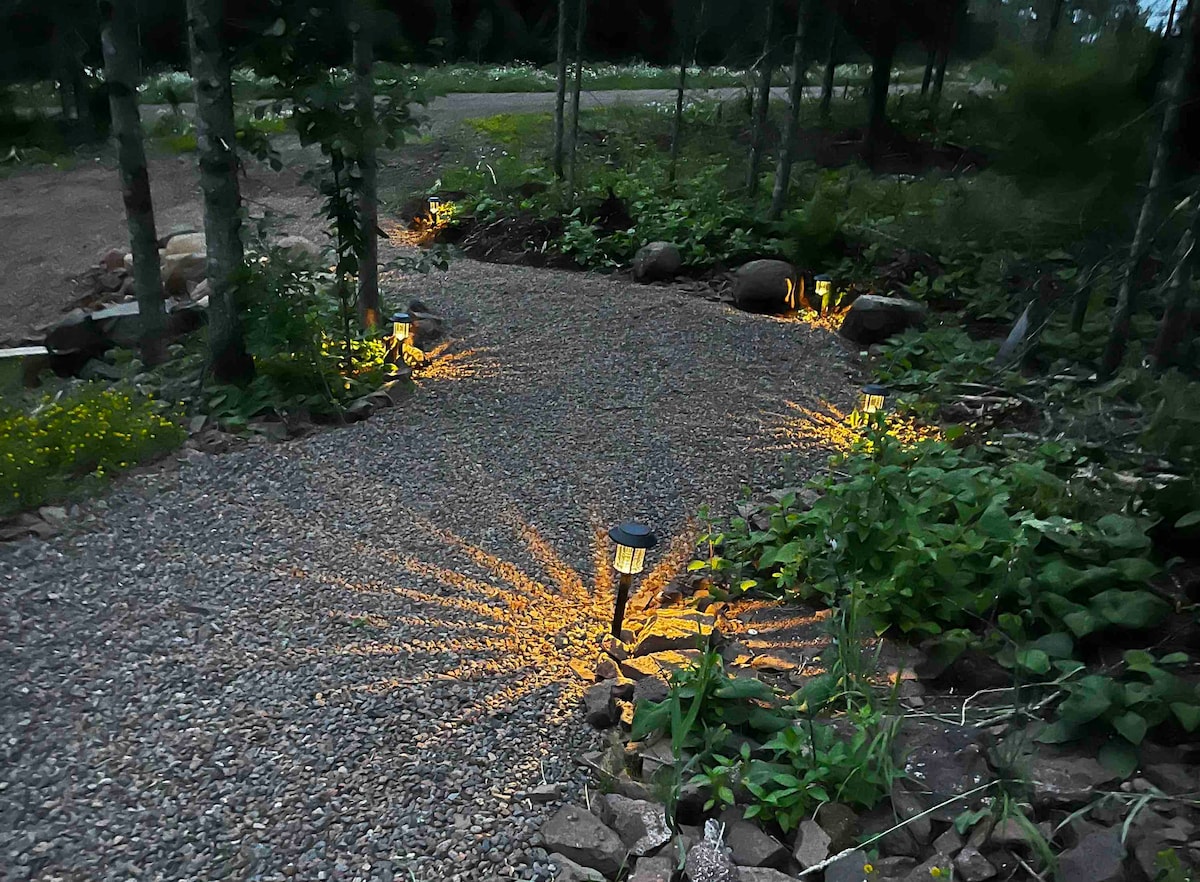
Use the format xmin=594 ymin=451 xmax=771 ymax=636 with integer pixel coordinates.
xmin=921 ymin=48 xmax=935 ymax=95
xmin=819 ymin=24 xmax=837 ymax=119
xmin=99 ymin=0 xmax=166 ymax=366
xmin=668 ymin=0 xmax=693 ymax=184
xmin=1152 ymin=198 xmax=1200 ymax=369
xmin=1168 ymin=0 xmax=1180 ymax=34
xmin=70 ymin=51 xmax=91 ymax=134
xmin=864 ymin=38 xmax=895 ymax=169
xmin=552 ymin=0 xmax=569 ymax=180
xmin=350 ymin=0 xmax=380 ymax=329
xmin=1100 ymin=0 xmax=1195 ymax=377
xmin=567 ymin=0 xmax=586 ymax=202
xmin=187 ymin=0 xmax=253 ymax=383
xmin=746 ymin=0 xmax=776 ymax=193
xmin=932 ymin=43 xmax=950 ymax=106
xmin=1043 ymin=0 xmax=1066 ymax=54
xmin=767 ymin=0 xmax=811 ymax=220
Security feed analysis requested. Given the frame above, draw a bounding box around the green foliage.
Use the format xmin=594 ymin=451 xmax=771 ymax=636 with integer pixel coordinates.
xmin=0 ymin=384 xmax=184 ymax=516
xmin=874 ymin=327 xmax=999 ymax=394
xmin=1038 ymin=651 xmax=1200 ymax=776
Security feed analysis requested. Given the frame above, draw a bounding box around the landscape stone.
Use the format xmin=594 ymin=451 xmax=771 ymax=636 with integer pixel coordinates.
xmin=628 ymin=854 xmax=674 ymax=882
xmin=632 ymin=608 xmax=714 ymax=655
xmin=597 ymin=794 xmax=672 ymax=857
xmin=601 ymin=634 xmax=631 ymax=661
xmin=595 ymin=655 xmax=620 ymax=680
xmin=541 ymin=805 xmax=626 ymax=877
xmin=1057 ymin=828 xmax=1124 ymax=882
xmin=632 ymin=242 xmax=682 ymax=282
xmin=738 ymin=869 xmax=795 ymax=882
xmin=872 ymin=856 xmax=916 ymax=877
xmin=162 ymin=252 xmax=207 ymax=298
xmin=1028 ymin=753 xmax=1121 ymax=808
xmin=523 ymin=783 xmax=563 ymax=803
xmin=44 ymin=309 xmax=107 ymax=355
xmin=275 ymin=235 xmax=321 ymax=260
xmin=932 ymin=828 xmax=963 ymax=855
xmin=583 ymin=681 xmax=619 ymax=728
xmin=97 ymin=247 xmax=126 ymax=271
xmin=793 ymin=819 xmax=830 ymax=870
xmin=953 ymin=846 xmax=996 ymax=881
xmin=823 ymin=848 xmax=872 ymax=882
xmin=838 ymin=294 xmax=927 ymax=345
xmin=815 ymin=803 xmax=860 ymax=852
xmin=891 ymin=788 xmax=932 ymax=845
xmin=164 ymin=231 xmax=206 ymax=255
xmin=892 ymin=720 xmax=991 ymax=821
xmin=619 ymin=650 xmax=701 ymax=681
xmin=547 ymin=851 xmax=606 ymax=882
xmin=633 ymin=675 xmax=670 ymax=704
xmin=720 ymin=813 xmax=788 ymax=868
xmin=900 ymin=855 xmax=952 ymax=882
xmin=732 ymin=259 xmax=797 ymax=312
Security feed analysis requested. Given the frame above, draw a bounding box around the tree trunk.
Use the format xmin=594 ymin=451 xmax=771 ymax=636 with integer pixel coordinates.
xmin=931 ymin=43 xmax=950 ymax=106
xmin=567 ymin=0 xmax=587 ymax=202
xmin=921 ymin=48 xmax=935 ymax=95
xmin=668 ymin=0 xmax=693 ymax=184
xmin=552 ymin=0 xmax=569 ymax=180
xmin=746 ymin=0 xmax=776 ymax=193
xmin=1043 ymin=0 xmax=1066 ymax=54
xmin=99 ymin=0 xmax=166 ymax=366
xmin=1168 ymin=0 xmax=1180 ymax=34
xmin=863 ymin=38 xmax=895 ymax=169
xmin=767 ymin=0 xmax=811 ymax=220
xmin=819 ymin=24 xmax=837 ymax=120
xmin=350 ymin=0 xmax=380 ymax=330
xmin=187 ymin=0 xmax=253 ymax=383
xmin=1152 ymin=198 xmax=1200 ymax=369
xmin=1100 ymin=0 xmax=1195 ymax=377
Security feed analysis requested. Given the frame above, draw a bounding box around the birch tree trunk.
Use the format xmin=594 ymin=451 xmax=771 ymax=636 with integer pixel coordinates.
xmin=746 ymin=0 xmax=776 ymax=193
xmin=99 ymin=0 xmax=166 ymax=365
xmin=767 ymin=0 xmax=811 ymax=221
xmin=351 ymin=0 xmax=380 ymax=329
xmin=187 ymin=0 xmax=253 ymax=383
xmin=566 ymin=0 xmax=587 ymax=203
xmin=552 ymin=0 xmax=569 ymax=180
xmin=1100 ymin=0 xmax=1195 ymax=377
xmin=819 ymin=24 xmax=837 ymax=120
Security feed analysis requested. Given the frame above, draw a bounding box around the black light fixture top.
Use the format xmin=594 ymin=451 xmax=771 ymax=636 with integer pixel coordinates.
xmin=609 ymin=522 xmax=658 ymax=549
xmin=392 ymin=311 xmax=412 ymax=323
xmin=814 ymin=273 xmax=832 ymax=282
xmin=862 ymin=383 xmax=889 ymax=396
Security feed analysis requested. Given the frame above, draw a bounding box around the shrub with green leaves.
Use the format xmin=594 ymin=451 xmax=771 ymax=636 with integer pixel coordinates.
xmin=0 ymin=384 xmax=185 ymax=516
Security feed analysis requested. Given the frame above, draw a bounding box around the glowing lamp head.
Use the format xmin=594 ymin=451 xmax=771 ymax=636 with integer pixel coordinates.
xmin=609 ymin=522 xmax=658 ymax=576
xmin=860 ymin=383 xmax=888 ymax=415
xmin=391 ymin=312 xmax=414 ymax=343
xmin=428 ymin=196 xmax=442 ymax=222
xmin=814 ymin=274 xmax=833 ymax=300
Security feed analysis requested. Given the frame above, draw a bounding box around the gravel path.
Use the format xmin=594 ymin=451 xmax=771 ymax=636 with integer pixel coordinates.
xmin=0 ymin=255 xmax=854 ymax=881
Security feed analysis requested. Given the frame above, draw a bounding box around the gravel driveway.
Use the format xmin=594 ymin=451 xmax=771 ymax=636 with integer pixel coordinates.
xmin=0 ymin=257 xmax=854 ymax=882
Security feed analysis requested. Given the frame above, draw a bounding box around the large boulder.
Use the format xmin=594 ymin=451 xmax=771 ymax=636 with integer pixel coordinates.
xmin=275 ymin=235 xmax=322 ymax=261
xmin=732 ymin=259 xmax=797 ymax=312
xmin=162 ymin=252 xmax=208 ymax=298
xmin=164 ymin=231 xmax=206 ymax=256
xmin=632 ymin=242 xmax=682 ymax=282
xmin=838 ymin=294 xmax=927 ymax=345
xmin=541 ymin=805 xmax=626 ymax=877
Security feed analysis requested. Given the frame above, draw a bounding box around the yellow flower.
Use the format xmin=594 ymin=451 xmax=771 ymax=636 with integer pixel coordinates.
xmin=930 ymin=869 xmax=944 ymax=878
xmin=863 ymin=864 xmax=875 ymax=875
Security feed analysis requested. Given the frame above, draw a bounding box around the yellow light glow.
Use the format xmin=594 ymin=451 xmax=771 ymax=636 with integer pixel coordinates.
xmin=768 ymin=400 xmax=942 ymax=454
xmin=860 ymin=391 xmax=886 ymax=414
xmin=613 ymin=544 xmax=646 ymax=575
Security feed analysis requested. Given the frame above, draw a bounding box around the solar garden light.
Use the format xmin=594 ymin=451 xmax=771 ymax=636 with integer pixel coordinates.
xmin=392 ymin=311 xmax=414 ymax=345
xmin=859 ymin=383 xmax=888 ymax=416
xmin=813 ymin=274 xmax=833 ymax=312
xmin=428 ymin=195 xmax=442 ymax=224
xmin=608 ymin=522 xmax=658 ymax=638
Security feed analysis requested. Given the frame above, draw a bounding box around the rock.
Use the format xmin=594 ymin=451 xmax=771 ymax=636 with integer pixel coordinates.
xmin=1058 ymin=828 xmax=1124 ymax=882
xmin=738 ymin=870 xmax=795 ymax=882
xmin=164 ymin=231 xmax=206 ymax=256
xmin=838 ymin=295 xmax=927 ymax=345
xmin=720 ymin=812 xmax=788 ymax=869
xmin=611 ymin=677 xmax=636 ymax=700
xmin=44 ymin=309 xmax=108 ymax=355
xmin=612 ymin=773 xmax=656 ymax=803
xmin=873 ymin=856 xmax=916 ymax=877
xmin=988 ymin=818 xmax=1034 ymax=849
xmin=601 ymin=634 xmax=631 ymax=661
xmin=1028 ymin=753 xmax=1121 ymax=808
xmin=632 ymin=242 xmax=682 ymax=282
xmin=953 ymin=846 xmax=996 ymax=881
xmin=684 ymin=820 xmax=739 ymax=882
xmin=793 ymin=819 xmax=830 ymax=870
xmin=620 ymin=650 xmax=701 ymax=682
xmin=343 ymin=397 xmax=377 ymax=421
xmin=597 ymin=794 xmax=672 ymax=858
xmin=522 ymin=783 xmax=563 ymax=803
xmin=97 ymin=247 xmax=126 ymax=271
xmin=932 ymin=828 xmax=963 ymax=855
xmin=583 ymin=681 xmax=619 ymax=729
xmin=547 ymin=852 xmax=606 ymax=882
xmin=633 ymin=609 xmax=715 ymax=656
xmin=162 ymin=252 xmax=208 ymax=298
xmin=542 ymin=806 xmax=626 ymax=877
xmin=732 ymin=259 xmax=797 ymax=312
xmin=596 ymin=655 xmax=620 ymax=680
xmin=629 ymin=854 xmax=674 ymax=882
xmin=633 ymin=676 xmax=670 ymax=705
xmin=96 ymin=271 xmax=123 ymax=293
xmin=891 ymin=789 xmax=932 ymax=845
xmin=275 ymin=235 xmax=322 ymax=260
xmin=892 ymin=720 xmax=991 ymax=821
xmin=823 ymin=848 xmax=872 ymax=882
xmin=900 ymin=855 xmax=952 ymax=882
xmin=815 ymin=803 xmax=860 ymax=852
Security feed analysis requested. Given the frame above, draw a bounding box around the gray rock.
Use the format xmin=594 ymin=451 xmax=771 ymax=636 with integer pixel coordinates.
xmin=838 ymin=294 xmax=927 ymax=345
xmin=597 ymin=794 xmax=672 ymax=857
xmin=732 ymin=260 xmax=797 ymax=312
xmin=583 ymin=681 xmax=619 ymax=729
xmin=793 ymin=819 xmax=830 ymax=870
xmin=815 ymin=803 xmax=860 ymax=852
xmin=44 ymin=309 xmax=107 ymax=355
xmin=162 ymin=252 xmax=207 ymax=298
xmin=891 ymin=789 xmax=932 ymax=845
xmin=823 ymin=848 xmax=872 ymax=882
xmin=633 ymin=676 xmax=670 ymax=705
xmin=547 ymin=851 xmax=607 ymax=882
xmin=932 ymin=827 xmax=963 ymax=855
xmin=275 ymin=235 xmax=322 ymax=260
xmin=720 ymin=813 xmax=787 ymax=869
xmin=900 ymin=855 xmax=952 ymax=881
xmin=523 ymin=783 xmax=563 ymax=803
xmin=164 ymin=231 xmax=206 ymax=255
xmin=628 ymin=854 xmax=674 ymax=882
xmin=633 ymin=609 xmax=715 ymax=656
xmin=738 ymin=869 xmax=794 ymax=882
xmin=1028 ymin=753 xmax=1121 ymax=808
xmin=953 ymin=846 xmax=996 ymax=881
xmin=633 ymin=242 xmax=683 ymax=282
xmin=542 ymin=806 xmax=626 ymax=877
xmin=620 ymin=650 xmax=701 ymax=682
xmin=1057 ymin=829 xmax=1124 ymax=882
xmin=892 ymin=720 xmax=991 ymax=821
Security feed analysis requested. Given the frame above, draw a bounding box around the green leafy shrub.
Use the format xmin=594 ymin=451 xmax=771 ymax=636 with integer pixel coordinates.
xmin=874 ymin=326 xmax=1000 ymax=394
xmin=0 ymin=384 xmax=184 ymax=516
